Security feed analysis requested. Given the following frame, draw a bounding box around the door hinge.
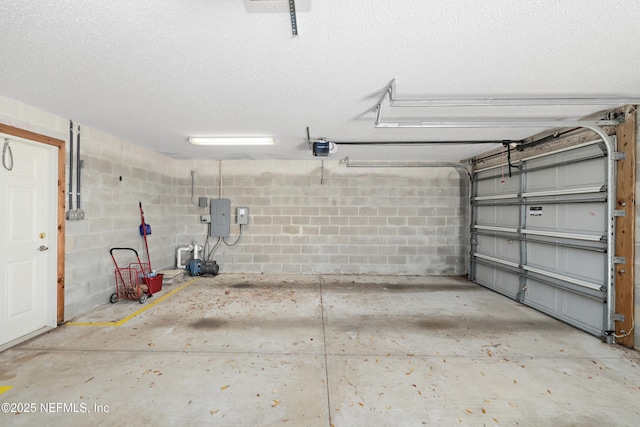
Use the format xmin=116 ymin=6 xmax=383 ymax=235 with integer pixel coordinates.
xmin=613 ymin=210 xmax=626 ymax=217
xmin=612 ymin=152 xmax=626 ymax=160
xmin=613 ymin=256 xmax=626 ymax=264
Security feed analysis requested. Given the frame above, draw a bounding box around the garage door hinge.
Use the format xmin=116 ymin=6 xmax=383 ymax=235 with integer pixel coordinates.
xmin=613 ymin=210 xmax=626 ymax=217
xmin=611 ymin=314 xmax=625 ymax=322
xmin=613 ymin=256 xmax=626 ymax=264
xmin=612 ymin=152 xmax=626 ymax=160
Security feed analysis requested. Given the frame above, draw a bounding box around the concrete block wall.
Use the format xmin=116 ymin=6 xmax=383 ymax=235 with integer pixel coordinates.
xmin=175 ymin=160 xmax=468 ymax=276
xmin=0 ymin=95 xmax=181 ymax=320
xmin=63 ymin=127 xmax=179 ymax=318
xmin=0 ymin=94 xmax=469 ymax=319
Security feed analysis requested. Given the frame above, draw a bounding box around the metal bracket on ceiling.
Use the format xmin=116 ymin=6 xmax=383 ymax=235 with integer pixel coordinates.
xmin=375 ymin=79 xmax=638 ymax=129
xmin=289 ymin=0 xmax=297 ymax=36
xmin=343 ymin=157 xmax=472 ymax=181
xmin=381 ymin=79 xmax=640 ymax=108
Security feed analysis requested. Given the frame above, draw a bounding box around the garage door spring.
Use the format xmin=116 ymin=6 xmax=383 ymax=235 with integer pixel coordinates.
xmin=2 ymin=138 xmax=13 ymax=171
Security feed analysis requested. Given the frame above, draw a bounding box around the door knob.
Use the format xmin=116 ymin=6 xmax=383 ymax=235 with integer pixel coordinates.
xmin=38 ymin=245 xmax=49 ymax=251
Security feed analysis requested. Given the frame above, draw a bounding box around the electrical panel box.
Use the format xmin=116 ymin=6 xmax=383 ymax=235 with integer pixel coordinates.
xmin=237 ymin=207 xmax=249 ymax=225
xmin=210 ymin=198 xmax=230 ymax=237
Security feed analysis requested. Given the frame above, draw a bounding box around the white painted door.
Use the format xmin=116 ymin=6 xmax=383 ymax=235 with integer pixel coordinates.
xmin=0 ymin=135 xmax=57 ymax=346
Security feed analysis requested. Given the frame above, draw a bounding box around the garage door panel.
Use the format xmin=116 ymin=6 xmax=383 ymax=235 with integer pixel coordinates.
xmin=525 ymin=143 xmax=604 ymax=168
xmin=476 ymin=176 xmax=520 ymax=197
xmin=526 ymin=242 xmax=604 ymax=286
xmin=476 ymin=235 xmax=520 ymax=264
xmin=524 ymin=279 xmax=560 ymax=312
xmin=525 ymin=278 xmax=603 ymax=336
xmin=526 ymin=242 xmax=558 ymax=271
xmin=476 ymin=205 xmax=520 ymax=228
xmin=474 ymin=263 xmax=497 ymax=290
xmin=526 ymin=158 xmax=605 ymax=192
xmin=474 ymin=263 xmax=520 ymax=299
xmin=525 ymin=203 xmax=604 ymax=234
xmin=493 ymin=269 xmax=522 ymax=298
xmin=560 ymin=293 xmax=604 ymax=336
xmin=562 ymin=249 xmax=605 ymax=285
xmin=471 ymin=142 xmax=608 ymax=339
xmin=562 ymin=203 xmax=605 ymax=234
xmin=561 ymin=159 xmax=605 ymax=187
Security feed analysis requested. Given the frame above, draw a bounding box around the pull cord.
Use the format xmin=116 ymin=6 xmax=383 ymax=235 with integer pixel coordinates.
xmin=500 ymin=145 xmax=505 ymax=183
xmin=2 ymin=138 xmax=13 ymax=171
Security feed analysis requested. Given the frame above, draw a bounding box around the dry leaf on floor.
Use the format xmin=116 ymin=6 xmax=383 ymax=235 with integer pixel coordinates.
xmin=272 ymin=400 xmax=280 ymax=407
xmin=487 ymin=350 xmax=493 ymax=357
xmin=210 ymin=409 xmax=219 ymax=415
xmin=466 ymin=409 xmax=473 ymax=414
xmin=547 ymin=389 xmax=552 ymax=394
xmin=221 ymin=385 xmax=230 ymax=391
xmin=482 ymin=408 xmax=487 ymax=414
xmin=358 ymin=402 xmax=364 ymax=407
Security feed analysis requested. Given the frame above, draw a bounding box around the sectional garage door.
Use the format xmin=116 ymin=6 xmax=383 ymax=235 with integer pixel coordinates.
xmin=470 ymin=140 xmax=612 ymax=338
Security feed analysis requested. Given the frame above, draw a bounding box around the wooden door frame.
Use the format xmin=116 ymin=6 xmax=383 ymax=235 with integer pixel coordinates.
xmin=0 ymin=123 xmax=66 ymax=324
xmin=614 ymin=107 xmax=636 ymax=348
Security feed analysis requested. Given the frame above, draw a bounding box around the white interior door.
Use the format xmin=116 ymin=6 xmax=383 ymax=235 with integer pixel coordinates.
xmin=0 ymin=135 xmax=57 ymax=346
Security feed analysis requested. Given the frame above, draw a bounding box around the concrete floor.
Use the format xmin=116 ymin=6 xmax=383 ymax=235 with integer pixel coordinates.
xmin=1 ymin=274 xmax=639 ymax=426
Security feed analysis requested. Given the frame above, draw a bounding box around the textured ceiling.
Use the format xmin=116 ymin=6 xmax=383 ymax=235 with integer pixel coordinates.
xmin=1 ymin=1 xmax=639 ymax=161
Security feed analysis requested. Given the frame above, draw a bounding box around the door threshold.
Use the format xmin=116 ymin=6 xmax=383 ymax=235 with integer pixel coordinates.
xmin=0 ymin=326 xmax=56 ymax=353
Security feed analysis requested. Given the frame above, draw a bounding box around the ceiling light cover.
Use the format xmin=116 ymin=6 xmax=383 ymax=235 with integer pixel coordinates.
xmin=188 ymin=137 xmax=275 ymax=146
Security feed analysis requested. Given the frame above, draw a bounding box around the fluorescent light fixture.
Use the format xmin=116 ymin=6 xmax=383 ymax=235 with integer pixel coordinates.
xmin=188 ymin=137 xmax=275 ymax=146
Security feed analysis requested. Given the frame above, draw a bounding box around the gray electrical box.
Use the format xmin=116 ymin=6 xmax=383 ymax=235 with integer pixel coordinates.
xmin=237 ymin=207 xmax=249 ymax=225
xmin=210 ymin=198 xmax=230 ymax=237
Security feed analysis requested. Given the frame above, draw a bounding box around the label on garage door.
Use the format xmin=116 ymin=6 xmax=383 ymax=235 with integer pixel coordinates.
xmin=529 ymin=206 xmax=543 ymax=216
